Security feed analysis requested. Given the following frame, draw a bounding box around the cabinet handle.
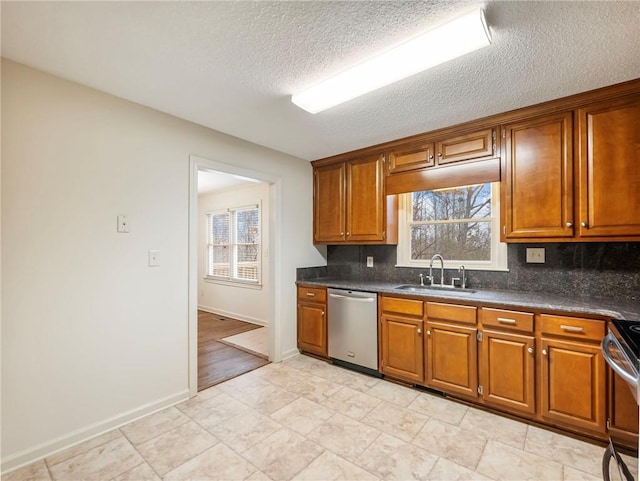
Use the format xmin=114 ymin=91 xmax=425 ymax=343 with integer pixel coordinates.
xmin=566 ymin=222 xmax=573 ymax=228
xmin=581 ymin=222 xmax=588 ymax=228
xmin=560 ymin=325 xmax=584 ymax=333
xmin=321 ymin=311 xmax=325 ymax=316
xmin=429 ymin=154 xmax=434 ymax=160
xmin=527 ymin=347 xmax=534 ymax=354
xmin=438 ymin=152 xmax=443 ymax=157
xmin=306 ymin=292 xmax=316 ymax=297
xmin=346 ymin=232 xmax=350 ymax=236
xmin=497 ymin=317 xmax=517 ymax=325
xmin=340 ymin=232 xmax=344 ymax=236
xmin=417 ymin=328 xmax=422 ymax=335
xmin=427 ymin=330 xmax=431 ymax=336
xmin=542 ymin=349 xmax=548 ymax=356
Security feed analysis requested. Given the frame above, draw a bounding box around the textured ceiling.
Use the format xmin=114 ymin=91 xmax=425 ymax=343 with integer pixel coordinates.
xmin=3 ymin=1 xmax=640 ymax=161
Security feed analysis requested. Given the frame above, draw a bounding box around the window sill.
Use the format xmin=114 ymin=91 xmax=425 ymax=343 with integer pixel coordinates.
xmin=203 ymin=277 xmax=262 ymax=290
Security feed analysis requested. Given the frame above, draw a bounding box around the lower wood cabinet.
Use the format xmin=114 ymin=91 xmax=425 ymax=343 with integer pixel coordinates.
xmin=479 ymin=329 xmax=536 ymax=415
xmin=538 ymin=313 xmax=607 ymax=436
xmin=425 ymin=302 xmax=478 ymax=399
xmin=379 ymin=296 xmax=424 ymax=384
xmin=297 ymin=286 xmax=327 ymax=357
xmin=609 ymin=369 xmax=640 ymax=447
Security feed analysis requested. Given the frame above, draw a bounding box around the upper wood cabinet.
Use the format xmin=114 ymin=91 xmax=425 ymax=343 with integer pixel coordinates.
xmin=577 ymin=95 xmax=640 ymax=238
xmin=503 ymin=93 xmax=640 ymax=242
xmin=313 ymin=154 xmax=397 ymax=244
xmin=436 ymin=128 xmax=496 ymax=165
xmin=387 ymin=128 xmax=497 ymax=175
xmin=387 ymin=141 xmax=435 ymax=174
xmin=502 ymin=112 xmax=574 ymax=240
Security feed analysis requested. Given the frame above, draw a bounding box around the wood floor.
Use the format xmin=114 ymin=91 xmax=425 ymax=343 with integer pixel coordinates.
xmin=198 ymin=310 xmax=269 ymax=391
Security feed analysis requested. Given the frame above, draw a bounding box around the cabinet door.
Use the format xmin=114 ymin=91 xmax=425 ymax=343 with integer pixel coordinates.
xmin=297 ymin=302 xmax=327 ymax=357
xmin=313 ymin=162 xmax=346 ymax=243
xmin=479 ymin=330 xmax=536 ymax=415
xmin=608 ymin=369 xmax=639 ymax=446
xmin=425 ymin=321 xmax=478 ymax=398
xmin=388 ymin=142 xmax=435 ymax=174
xmin=540 ymin=338 xmax=606 ymax=434
xmin=436 ymin=128 xmax=496 ymax=165
xmin=380 ymin=314 xmax=424 ymax=384
xmin=577 ymin=96 xmax=640 ymax=237
xmin=503 ymin=112 xmax=574 ymax=239
xmin=346 ymin=154 xmax=385 ymax=242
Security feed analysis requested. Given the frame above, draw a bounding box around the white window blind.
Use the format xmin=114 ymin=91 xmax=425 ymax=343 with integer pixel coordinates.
xmin=206 ymin=205 xmax=260 ymax=283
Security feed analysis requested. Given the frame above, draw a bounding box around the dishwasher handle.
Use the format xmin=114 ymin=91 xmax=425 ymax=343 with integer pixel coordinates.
xmin=329 ymin=293 xmax=375 ymax=303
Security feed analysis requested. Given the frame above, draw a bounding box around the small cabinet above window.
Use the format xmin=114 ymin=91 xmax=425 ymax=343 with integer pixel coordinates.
xmin=387 ymin=127 xmax=497 ymax=175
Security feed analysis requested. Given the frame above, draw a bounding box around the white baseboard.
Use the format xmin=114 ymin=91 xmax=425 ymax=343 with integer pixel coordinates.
xmin=197 ymin=305 xmax=268 ymax=327
xmin=1 ymin=389 xmax=190 ymax=475
xmin=281 ymin=347 xmax=301 ymax=361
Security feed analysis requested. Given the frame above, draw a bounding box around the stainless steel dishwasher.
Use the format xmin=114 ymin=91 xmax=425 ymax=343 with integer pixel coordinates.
xmin=327 ymin=288 xmax=380 ymax=376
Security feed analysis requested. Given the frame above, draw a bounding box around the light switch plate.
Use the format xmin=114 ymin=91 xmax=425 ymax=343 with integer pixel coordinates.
xmin=526 ymin=247 xmax=545 ymax=264
xmin=148 ymin=250 xmax=160 ymax=267
xmin=366 ymin=256 xmax=374 ymax=267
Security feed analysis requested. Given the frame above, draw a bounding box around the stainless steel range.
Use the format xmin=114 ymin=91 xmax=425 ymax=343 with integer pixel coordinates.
xmin=602 ymin=319 xmax=640 ymax=481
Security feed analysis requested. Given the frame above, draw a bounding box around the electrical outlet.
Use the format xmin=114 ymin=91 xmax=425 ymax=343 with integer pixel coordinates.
xmin=117 ymin=215 xmax=129 ymax=233
xmin=526 ymin=247 xmax=545 ymax=264
xmin=366 ymin=256 xmax=374 ymax=268
xmin=148 ymin=250 xmax=160 ymax=267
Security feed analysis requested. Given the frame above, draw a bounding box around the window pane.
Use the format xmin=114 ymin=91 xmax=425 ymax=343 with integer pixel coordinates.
xmin=212 ymin=245 xmax=230 ymax=276
xmin=411 ymin=222 xmax=491 ymax=261
xmin=236 ymin=209 xmax=259 ymax=244
xmin=212 ymin=213 xmax=230 ymax=244
xmin=412 ymin=184 xmax=491 ymax=221
xmin=236 ymin=245 xmax=258 ymax=280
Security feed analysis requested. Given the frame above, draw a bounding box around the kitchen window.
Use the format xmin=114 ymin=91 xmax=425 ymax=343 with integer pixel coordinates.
xmin=396 ymin=182 xmax=508 ymax=271
xmin=206 ymin=204 xmax=261 ymax=284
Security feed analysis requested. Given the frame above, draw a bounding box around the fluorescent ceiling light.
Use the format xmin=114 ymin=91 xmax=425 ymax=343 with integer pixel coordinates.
xmin=291 ymin=8 xmax=491 ymax=114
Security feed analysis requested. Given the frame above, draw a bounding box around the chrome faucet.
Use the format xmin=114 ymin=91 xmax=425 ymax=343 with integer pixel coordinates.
xmin=459 ymin=265 xmax=466 ymax=289
xmin=429 ymin=254 xmax=445 ymax=286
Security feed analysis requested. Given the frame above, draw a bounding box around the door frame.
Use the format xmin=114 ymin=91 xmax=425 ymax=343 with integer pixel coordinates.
xmin=188 ymin=155 xmax=282 ymax=397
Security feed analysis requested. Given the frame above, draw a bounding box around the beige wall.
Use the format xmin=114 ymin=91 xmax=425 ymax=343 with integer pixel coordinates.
xmin=198 ymin=182 xmax=270 ymax=326
xmin=1 ymin=59 xmax=325 ymax=471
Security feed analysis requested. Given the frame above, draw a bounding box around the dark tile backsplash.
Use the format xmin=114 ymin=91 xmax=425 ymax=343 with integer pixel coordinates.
xmin=298 ymin=243 xmax=640 ymax=301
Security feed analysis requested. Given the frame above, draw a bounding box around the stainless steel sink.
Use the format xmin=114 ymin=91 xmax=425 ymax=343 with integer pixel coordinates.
xmin=393 ymin=284 xmax=477 ymax=294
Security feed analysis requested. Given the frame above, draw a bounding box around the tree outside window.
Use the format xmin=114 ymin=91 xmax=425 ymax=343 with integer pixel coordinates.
xmin=398 ymin=182 xmax=507 ymax=270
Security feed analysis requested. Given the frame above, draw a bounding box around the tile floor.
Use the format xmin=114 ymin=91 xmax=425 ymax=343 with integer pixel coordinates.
xmin=221 ymin=327 xmax=269 ymax=359
xmin=5 ymin=355 xmax=614 ymax=481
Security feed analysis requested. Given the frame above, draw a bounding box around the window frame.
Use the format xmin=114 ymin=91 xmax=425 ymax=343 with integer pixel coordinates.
xmin=396 ymin=182 xmax=508 ymax=271
xmin=205 ymin=203 xmax=262 ymax=286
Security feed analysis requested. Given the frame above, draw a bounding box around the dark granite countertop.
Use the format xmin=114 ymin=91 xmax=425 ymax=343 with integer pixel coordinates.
xmin=297 ymin=278 xmax=640 ymax=322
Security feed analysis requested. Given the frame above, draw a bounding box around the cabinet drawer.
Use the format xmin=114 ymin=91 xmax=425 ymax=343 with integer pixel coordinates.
xmin=539 ymin=314 xmax=605 ymax=341
xmin=426 ymin=302 xmax=477 ymax=325
xmin=381 ymin=296 xmax=423 ymax=317
xmin=297 ymin=286 xmax=326 ymax=303
xmin=481 ymin=308 xmax=534 ymax=332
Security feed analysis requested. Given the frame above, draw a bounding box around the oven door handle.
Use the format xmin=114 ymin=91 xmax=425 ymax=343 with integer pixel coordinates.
xmin=602 ymin=333 xmax=639 ymax=386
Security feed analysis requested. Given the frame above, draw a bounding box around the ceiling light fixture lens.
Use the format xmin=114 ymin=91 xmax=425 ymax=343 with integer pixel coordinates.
xmin=291 ymin=8 xmax=491 ymax=114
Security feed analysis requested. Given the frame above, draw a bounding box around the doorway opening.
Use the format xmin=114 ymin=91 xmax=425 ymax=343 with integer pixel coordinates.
xmin=189 ymin=155 xmax=281 ymax=396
